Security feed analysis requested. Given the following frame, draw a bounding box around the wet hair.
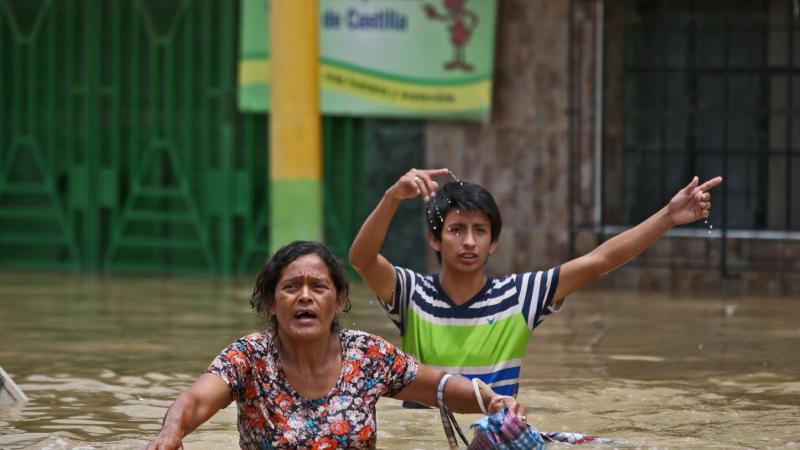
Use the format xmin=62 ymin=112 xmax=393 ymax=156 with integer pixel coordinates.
xmin=250 ymin=240 xmax=351 ymax=331
xmin=425 ymin=181 xmax=502 ymax=262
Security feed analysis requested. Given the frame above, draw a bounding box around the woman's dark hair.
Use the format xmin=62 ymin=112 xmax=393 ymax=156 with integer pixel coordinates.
xmin=425 ymin=181 xmax=502 ymax=262
xmin=250 ymin=240 xmax=351 ymax=330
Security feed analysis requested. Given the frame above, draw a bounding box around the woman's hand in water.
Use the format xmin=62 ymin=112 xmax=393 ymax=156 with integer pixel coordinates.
xmin=144 ymin=433 xmax=182 ymax=450
xmin=487 ymin=394 xmax=527 ymax=421
xmin=387 ymin=168 xmax=451 ymax=202
xmin=668 ymin=176 xmax=723 ymax=226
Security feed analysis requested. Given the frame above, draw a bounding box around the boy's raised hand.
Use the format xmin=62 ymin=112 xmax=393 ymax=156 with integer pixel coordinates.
xmin=668 ymin=176 xmax=723 ymax=226
xmin=388 ymin=168 xmax=451 ymax=202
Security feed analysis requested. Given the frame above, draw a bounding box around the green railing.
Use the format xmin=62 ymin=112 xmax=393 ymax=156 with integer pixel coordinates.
xmin=0 ymin=0 xmax=368 ymax=274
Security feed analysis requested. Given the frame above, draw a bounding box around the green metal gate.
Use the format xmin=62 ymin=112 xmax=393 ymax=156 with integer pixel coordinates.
xmin=0 ymin=0 xmax=366 ymax=274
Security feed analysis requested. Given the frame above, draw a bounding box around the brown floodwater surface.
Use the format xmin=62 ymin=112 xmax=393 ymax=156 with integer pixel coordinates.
xmin=1 ymin=271 xmax=798 ymax=449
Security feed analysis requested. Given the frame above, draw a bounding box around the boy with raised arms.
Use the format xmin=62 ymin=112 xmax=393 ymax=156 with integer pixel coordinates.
xmin=349 ymin=168 xmax=722 ymax=400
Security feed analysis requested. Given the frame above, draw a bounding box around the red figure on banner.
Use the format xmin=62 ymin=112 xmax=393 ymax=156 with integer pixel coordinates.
xmin=424 ymin=0 xmax=479 ymax=72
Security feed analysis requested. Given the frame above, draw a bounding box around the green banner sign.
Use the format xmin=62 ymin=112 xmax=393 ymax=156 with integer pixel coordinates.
xmin=238 ymin=0 xmax=498 ymax=120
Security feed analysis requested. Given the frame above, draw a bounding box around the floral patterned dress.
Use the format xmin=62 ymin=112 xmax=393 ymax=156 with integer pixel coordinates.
xmin=207 ymin=329 xmax=419 ymax=449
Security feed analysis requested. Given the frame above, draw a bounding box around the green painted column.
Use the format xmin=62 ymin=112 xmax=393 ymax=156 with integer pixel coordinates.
xmin=268 ymin=0 xmax=322 ymax=253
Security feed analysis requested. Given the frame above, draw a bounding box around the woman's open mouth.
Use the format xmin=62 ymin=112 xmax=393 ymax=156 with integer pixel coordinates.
xmin=293 ymin=310 xmax=319 ymax=324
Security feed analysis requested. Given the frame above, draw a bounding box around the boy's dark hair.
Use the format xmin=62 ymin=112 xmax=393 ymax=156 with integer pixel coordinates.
xmin=425 ymin=181 xmax=502 ymax=262
xmin=250 ymin=240 xmax=351 ymax=330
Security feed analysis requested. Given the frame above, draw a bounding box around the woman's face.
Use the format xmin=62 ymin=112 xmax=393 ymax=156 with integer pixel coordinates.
xmin=270 ymin=253 xmax=344 ymax=342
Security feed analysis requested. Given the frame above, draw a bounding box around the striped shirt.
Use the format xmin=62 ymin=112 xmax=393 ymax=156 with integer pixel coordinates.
xmin=382 ymin=266 xmax=563 ymax=397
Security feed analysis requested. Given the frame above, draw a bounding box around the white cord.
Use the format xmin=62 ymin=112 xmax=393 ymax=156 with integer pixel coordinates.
xmin=471 ymin=378 xmax=492 ymax=414
xmin=472 ymin=378 xmax=521 ymax=418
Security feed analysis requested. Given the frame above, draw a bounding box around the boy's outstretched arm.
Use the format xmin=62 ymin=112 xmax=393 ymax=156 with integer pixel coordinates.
xmin=349 ymin=168 xmax=450 ymax=306
xmin=554 ymin=176 xmax=723 ymax=301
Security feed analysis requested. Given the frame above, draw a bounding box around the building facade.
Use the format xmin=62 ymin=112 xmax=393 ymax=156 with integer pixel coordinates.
xmin=427 ymin=0 xmax=800 ymax=294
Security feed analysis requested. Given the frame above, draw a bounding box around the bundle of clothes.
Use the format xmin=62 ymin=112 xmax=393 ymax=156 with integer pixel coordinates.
xmin=442 ymin=403 xmax=617 ymax=449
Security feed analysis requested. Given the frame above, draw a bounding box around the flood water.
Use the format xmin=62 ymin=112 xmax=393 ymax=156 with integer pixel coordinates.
xmin=1 ymin=270 xmax=799 ymax=449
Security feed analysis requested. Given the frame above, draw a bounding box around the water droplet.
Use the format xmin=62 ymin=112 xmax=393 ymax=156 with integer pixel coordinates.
xmin=704 ymin=220 xmax=708 ymax=225
xmin=710 ymin=225 xmax=713 ymax=229
xmin=459 ymin=182 xmax=464 ymax=186
xmin=433 ymin=226 xmax=437 ymax=230
xmin=708 ymin=230 xmax=712 ymax=235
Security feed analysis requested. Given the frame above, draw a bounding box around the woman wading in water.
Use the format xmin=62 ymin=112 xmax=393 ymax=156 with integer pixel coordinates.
xmin=145 ymin=241 xmax=523 ymax=449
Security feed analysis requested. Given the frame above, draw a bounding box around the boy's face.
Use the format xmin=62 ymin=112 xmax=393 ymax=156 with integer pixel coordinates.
xmin=429 ymin=209 xmax=497 ymax=273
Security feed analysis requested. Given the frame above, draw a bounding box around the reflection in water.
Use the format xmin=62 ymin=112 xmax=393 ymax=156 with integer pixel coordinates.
xmin=1 ymin=271 xmax=799 ymax=449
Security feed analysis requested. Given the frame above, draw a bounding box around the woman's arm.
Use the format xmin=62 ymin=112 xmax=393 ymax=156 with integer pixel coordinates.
xmin=393 ymin=365 xmax=525 ymax=417
xmin=145 ymin=373 xmax=232 ymax=450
